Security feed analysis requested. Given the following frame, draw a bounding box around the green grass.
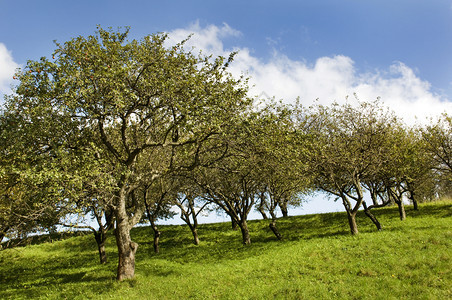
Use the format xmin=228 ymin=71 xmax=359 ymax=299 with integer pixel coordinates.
xmin=1 ymin=201 xmax=451 ymax=299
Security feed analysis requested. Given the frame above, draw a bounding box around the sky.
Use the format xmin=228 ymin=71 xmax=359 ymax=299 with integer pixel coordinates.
xmin=1 ymin=0 xmax=451 ymax=221
xmin=1 ymin=0 xmax=451 ymax=121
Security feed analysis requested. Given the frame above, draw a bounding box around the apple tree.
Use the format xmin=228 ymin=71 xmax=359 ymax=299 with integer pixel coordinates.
xmin=10 ymin=26 xmax=252 ymax=280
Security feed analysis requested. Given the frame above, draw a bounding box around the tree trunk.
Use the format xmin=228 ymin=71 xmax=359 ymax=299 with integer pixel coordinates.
xmin=94 ymin=232 xmax=108 ymax=264
xmin=258 ymin=207 xmax=268 ymax=220
xmin=362 ymin=202 xmax=382 ymax=231
xmin=180 ymin=211 xmax=200 ymax=245
xmin=346 ymin=211 xmax=359 ymax=235
xmin=153 ymin=231 xmax=160 ymax=253
xmin=115 ymin=191 xmax=138 ymax=281
xmin=150 ymin=222 xmax=160 ymax=253
xmin=0 ymin=232 xmax=5 ymax=246
xmin=409 ymin=192 xmax=418 ymax=211
xmin=406 ymin=181 xmax=418 ymax=211
xmin=412 ymin=199 xmax=418 ymax=211
xmin=370 ymin=190 xmax=379 ymax=206
xmin=238 ymin=220 xmax=251 ymax=245
xmin=269 ymin=220 xmax=282 ymax=240
xmin=341 ymin=195 xmax=359 ymax=235
xmin=189 ymin=201 xmax=200 ymax=245
xmin=98 ymin=242 xmax=107 ymax=264
xmin=115 ymin=219 xmax=138 ymax=281
xmin=231 ymin=215 xmax=238 ymax=230
xmin=395 ymin=199 xmax=406 ymax=220
xmin=279 ymin=202 xmax=288 ymax=218
xmin=191 ymin=226 xmax=200 ymax=245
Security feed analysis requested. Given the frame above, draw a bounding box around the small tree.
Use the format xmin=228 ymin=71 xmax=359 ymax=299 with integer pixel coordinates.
xmin=308 ymin=100 xmax=397 ymax=235
xmin=195 ymin=156 xmax=258 ymax=245
xmin=59 ymin=194 xmax=115 ymax=264
xmin=173 ymin=179 xmax=210 ymax=245
xmin=253 ymin=101 xmax=313 ymax=239
xmin=140 ymin=176 xmax=177 ymax=254
xmin=421 ymin=113 xmax=452 ymax=198
xmin=192 ymin=113 xmax=265 ymax=245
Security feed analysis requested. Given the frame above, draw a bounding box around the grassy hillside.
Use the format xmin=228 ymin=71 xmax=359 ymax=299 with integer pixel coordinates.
xmin=1 ymin=201 xmax=451 ymax=299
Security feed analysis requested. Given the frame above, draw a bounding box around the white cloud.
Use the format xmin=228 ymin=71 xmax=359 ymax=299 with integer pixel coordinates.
xmin=173 ymin=23 xmax=451 ymax=125
xmin=352 ymin=62 xmax=450 ymax=124
xmin=166 ymin=21 xmax=241 ymax=55
xmin=0 ymin=43 xmax=19 ymax=96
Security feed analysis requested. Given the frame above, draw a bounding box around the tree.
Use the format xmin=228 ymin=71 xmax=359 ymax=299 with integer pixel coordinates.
xmin=0 ymin=95 xmax=71 ymax=246
xmin=173 ymin=178 xmax=210 ymax=245
xmin=59 ymin=193 xmax=115 ymax=264
xmin=10 ymin=26 xmax=252 ymax=280
xmin=308 ymin=100 xmax=397 ymax=235
xmin=252 ymin=101 xmax=313 ymax=239
xmin=191 ymin=112 xmax=265 ymax=245
xmin=194 ymin=150 xmax=258 ymax=245
xmin=368 ymin=125 xmax=438 ymax=221
xmin=361 ymin=123 xmax=410 ymax=223
xmin=384 ymin=127 xmax=435 ymax=217
xmin=421 ymin=113 xmax=452 ymax=198
xmin=140 ymin=176 xmax=177 ymax=254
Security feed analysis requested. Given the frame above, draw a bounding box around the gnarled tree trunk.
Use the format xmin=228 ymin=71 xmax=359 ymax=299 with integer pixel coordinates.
xmin=346 ymin=210 xmax=359 ymax=235
xmin=388 ymin=185 xmax=407 ymax=221
xmin=257 ymin=195 xmax=268 ymax=220
xmin=231 ymin=215 xmax=238 ymax=231
xmin=238 ymin=219 xmax=251 ymax=245
xmin=268 ymin=209 xmax=282 ymax=240
xmin=150 ymin=220 xmax=161 ymax=253
xmin=177 ymin=195 xmax=204 ymax=246
xmin=269 ymin=220 xmax=282 ymax=240
xmin=409 ymin=191 xmax=418 ymax=211
xmin=279 ymin=201 xmax=289 ymax=218
xmin=94 ymin=231 xmax=108 ymax=264
xmin=114 ymin=191 xmax=138 ymax=281
xmin=395 ymin=199 xmax=406 ymax=220
xmin=341 ymin=194 xmax=359 ymax=235
xmin=115 ymin=219 xmax=138 ymax=281
xmin=258 ymin=207 xmax=268 ymax=220
xmin=406 ymin=181 xmax=418 ymax=211
xmin=191 ymin=226 xmax=200 ymax=245
xmin=362 ymin=201 xmax=382 ymax=231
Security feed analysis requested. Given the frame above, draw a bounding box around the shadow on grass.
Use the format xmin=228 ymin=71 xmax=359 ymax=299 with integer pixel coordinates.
xmin=1 ymin=230 xmax=91 ymax=250
xmin=0 ymin=231 xmax=119 ymax=299
xmin=1 ymin=272 xmax=116 ymax=300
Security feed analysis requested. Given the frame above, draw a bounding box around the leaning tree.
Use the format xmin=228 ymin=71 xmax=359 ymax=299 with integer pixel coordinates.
xmin=251 ymin=101 xmax=313 ymax=239
xmin=308 ymin=99 xmax=398 ymax=235
xmin=421 ymin=113 xmax=452 ymax=198
xmin=9 ymin=26 xmax=252 ymax=280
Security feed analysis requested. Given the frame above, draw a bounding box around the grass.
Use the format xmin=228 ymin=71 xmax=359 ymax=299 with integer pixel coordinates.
xmin=0 ymin=201 xmax=451 ymax=299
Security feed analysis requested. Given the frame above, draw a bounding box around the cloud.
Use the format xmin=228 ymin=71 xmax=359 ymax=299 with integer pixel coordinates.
xmin=0 ymin=43 xmax=19 ymax=96
xmin=352 ymin=63 xmax=450 ymax=124
xmin=168 ymin=23 xmax=451 ymax=125
xmin=166 ymin=21 xmax=241 ymax=55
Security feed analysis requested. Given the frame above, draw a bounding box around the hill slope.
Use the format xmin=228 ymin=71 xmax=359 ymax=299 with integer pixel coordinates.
xmin=1 ymin=202 xmax=451 ymax=299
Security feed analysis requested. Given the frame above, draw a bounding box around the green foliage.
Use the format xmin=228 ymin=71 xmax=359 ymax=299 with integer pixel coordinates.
xmin=1 ymin=201 xmax=451 ymax=299
xmin=3 ymin=26 xmax=254 ymax=278
xmin=422 ymin=113 xmax=452 ymax=197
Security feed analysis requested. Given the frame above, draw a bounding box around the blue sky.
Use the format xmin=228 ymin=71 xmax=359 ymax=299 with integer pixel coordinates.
xmin=1 ymin=0 xmax=451 ymax=219
xmin=1 ymin=1 xmax=451 ymax=114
